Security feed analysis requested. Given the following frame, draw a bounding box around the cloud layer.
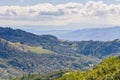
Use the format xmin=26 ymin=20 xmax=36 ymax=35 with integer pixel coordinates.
xmin=0 ymin=1 xmax=120 ymax=26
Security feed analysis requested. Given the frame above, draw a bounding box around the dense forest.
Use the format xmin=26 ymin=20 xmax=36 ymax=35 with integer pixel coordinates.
xmin=0 ymin=27 xmax=120 ymax=80
xmin=10 ymin=56 xmax=120 ymax=80
xmin=58 ymin=56 xmax=120 ymax=80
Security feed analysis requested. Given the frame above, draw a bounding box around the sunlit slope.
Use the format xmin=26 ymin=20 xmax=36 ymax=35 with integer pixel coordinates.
xmin=9 ymin=42 xmax=55 ymax=54
xmin=58 ymin=56 xmax=120 ymax=80
xmin=1 ymin=38 xmax=55 ymax=54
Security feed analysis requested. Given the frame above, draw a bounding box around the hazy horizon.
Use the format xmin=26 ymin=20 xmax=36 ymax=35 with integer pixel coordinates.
xmin=0 ymin=0 xmax=120 ymax=31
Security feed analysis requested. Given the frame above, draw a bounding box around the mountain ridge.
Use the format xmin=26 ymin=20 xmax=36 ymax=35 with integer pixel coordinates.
xmin=59 ymin=26 xmax=120 ymax=41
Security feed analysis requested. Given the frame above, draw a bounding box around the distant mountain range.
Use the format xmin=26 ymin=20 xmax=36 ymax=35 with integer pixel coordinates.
xmin=34 ymin=26 xmax=120 ymax=41
xmin=58 ymin=27 xmax=120 ymax=41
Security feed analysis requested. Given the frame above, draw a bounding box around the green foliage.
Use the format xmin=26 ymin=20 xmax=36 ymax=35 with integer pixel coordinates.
xmin=11 ymin=70 xmax=67 ymax=80
xmin=58 ymin=57 xmax=120 ymax=80
xmin=10 ymin=57 xmax=120 ymax=80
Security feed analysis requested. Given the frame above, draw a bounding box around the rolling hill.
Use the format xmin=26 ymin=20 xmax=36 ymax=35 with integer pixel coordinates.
xmin=0 ymin=38 xmax=99 ymax=80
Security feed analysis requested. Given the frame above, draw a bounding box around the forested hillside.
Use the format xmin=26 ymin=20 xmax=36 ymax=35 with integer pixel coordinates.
xmin=0 ymin=27 xmax=120 ymax=58
xmin=10 ymin=56 xmax=120 ymax=80
xmin=58 ymin=56 xmax=120 ymax=80
xmin=0 ymin=27 xmax=120 ymax=80
xmin=0 ymin=38 xmax=98 ymax=80
xmin=10 ymin=70 xmax=68 ymax=80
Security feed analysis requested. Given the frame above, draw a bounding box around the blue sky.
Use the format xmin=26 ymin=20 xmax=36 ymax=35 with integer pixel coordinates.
xmin=0 ymin=0 xmax=119 ymax=6
xmin=0 ymin=0 xmax=120 ymax=30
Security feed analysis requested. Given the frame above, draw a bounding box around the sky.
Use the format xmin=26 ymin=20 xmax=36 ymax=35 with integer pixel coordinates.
xmin=0 ymin=0 xmax=119 ymax=6
xmin=0 ymin=0 xmax=120 ymax=30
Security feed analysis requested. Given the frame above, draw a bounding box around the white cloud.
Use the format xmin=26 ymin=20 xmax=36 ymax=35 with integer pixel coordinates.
xmin=0 ymin=1 xmax=120 ymax=26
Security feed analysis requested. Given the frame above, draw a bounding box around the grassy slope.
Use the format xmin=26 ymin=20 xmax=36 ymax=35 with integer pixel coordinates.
xmin=7 ymin=40 xmax=55 ymax=54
